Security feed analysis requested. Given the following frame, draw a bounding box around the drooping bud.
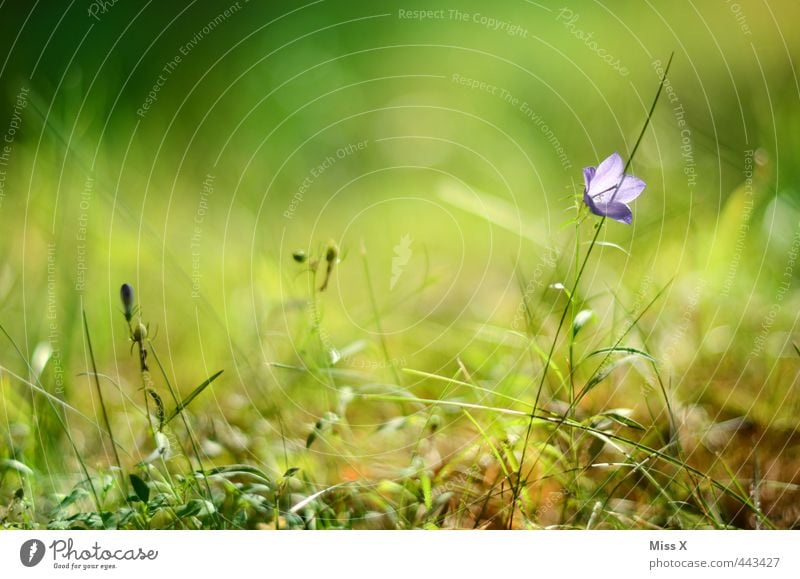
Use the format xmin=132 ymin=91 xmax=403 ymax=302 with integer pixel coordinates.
xmin=120 ymin=283 xmax=134 ymax=322
xmin=325 ymin=242 xmax=338 ymax=263
xmin=319 ymin=241 xmax=339 ymax=292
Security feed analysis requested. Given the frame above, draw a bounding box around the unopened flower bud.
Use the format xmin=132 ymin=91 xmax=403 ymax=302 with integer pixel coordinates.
xmin=120 ymin=283 xmax=134 ymax=322
xmin=325 ymin=243 xmax=338 ymax=263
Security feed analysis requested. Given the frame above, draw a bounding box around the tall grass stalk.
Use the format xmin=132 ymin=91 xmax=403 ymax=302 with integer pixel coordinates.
xmin=82 ymin=310 xmax=128 ymax=499
xmin=360 ymin=241 xmax=403 ymax=387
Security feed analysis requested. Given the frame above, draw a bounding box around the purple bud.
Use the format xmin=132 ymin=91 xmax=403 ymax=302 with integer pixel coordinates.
xmin=120 ymin=283 xmax=134 ymax=321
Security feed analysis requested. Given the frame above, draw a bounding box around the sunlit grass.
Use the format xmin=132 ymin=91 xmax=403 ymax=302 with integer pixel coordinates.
xmin=1 ymin=0 xmax=799 ymax=531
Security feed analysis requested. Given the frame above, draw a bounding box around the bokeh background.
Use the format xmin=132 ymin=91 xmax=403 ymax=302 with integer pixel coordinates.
xmin=1 ymin=0 xmax=799 ymax=528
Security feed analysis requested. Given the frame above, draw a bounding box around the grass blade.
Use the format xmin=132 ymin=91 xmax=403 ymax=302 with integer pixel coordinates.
xmin=163 ymin=369 xmax=223 ymax=425
xmin=585 ymin=346 xmax=656 ymax=362
xmin=82 ymin=310 xmax=126 ymax=496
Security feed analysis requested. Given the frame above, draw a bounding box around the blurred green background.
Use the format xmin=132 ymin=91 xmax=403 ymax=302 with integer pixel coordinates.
xmin=1 ymin=0 xmax=799 ymax=525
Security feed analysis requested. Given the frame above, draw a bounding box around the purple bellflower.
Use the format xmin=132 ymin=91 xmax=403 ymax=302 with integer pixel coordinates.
xmin=582 ymin=152 xmax=645 ymax=224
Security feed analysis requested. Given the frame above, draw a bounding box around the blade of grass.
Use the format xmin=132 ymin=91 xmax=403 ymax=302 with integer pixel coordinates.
xmin=403 ymin=367 xmax=533 ymax=408
xmin=162 ymin=368 xmax=223 ymax=425
xmin=82 ymin=310 xmax=127 ymax=498
xmin=462 ymin=409 xmax=512 ymax=480
xmin=360 ymin=240 xmax=402 ymax=386
xmin=289 ymin=482 xmax=347 ymax=514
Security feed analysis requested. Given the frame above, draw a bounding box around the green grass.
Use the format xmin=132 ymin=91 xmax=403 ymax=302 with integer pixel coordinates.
xmin=1 ymin=201 xmax=797 ymax=529
xmin=1 ymin=0 xmax=800 ymax=531
xmin=0 ymin=161 xmax=786 ymax=529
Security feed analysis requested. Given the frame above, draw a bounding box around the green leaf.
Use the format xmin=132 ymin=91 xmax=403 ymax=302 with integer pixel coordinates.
xmin=201 ymin=464 xmax=273 ymax=487
xmin=175 ymin=499 xmax=216 ymax=519
xmin=376 ymin=415 xmax=408 ymax=433
xmin=420 ymin=471 xmax=432 ymax=510
xmin=283 ymin=467 xmax=300 ymax=478
xmin=54 ymin=487 xmax=90 ymax=511
xmin=669 ymin=500 xmax=707 ymax=517
xmin=164 ymin=370 xmax=223 ymax=425
xmin=233 ymin=509 xmax=248 ymax=528
xmin=129 ymin=474 xmax=150 ymax=503
xmin=0 ymin=458 xmax=34 ymax=476
xmin=583 ymin=355 xmax=639 ymax=395
xmin=586 ymin=346 xmax=655 ymax=362
xmin=306 ymin=422 xmax=320 ymax=448
xmin=306 ymin=412 xmax=339 ymax=448
xmin=288 ymin=483 xmax=346 ymax=514
xmin=175 ymin=501 xmax=200 ymax=519
xmin=377 ymin=480 xmax=418 ymax=504
xmin=590 ymin=240 xmax=631 ymax=256
xmin=598 ymin=411 xmax=646 ymax=431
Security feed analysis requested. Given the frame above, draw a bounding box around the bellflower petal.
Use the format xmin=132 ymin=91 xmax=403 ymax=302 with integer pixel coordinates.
xmin=586 ymin=152 xmax=624 ymax=198
xmin=583 ymin=189 xmax=599 ymax=213
xmin=612 ymin=175 xmax=646 ymax=203
xmin=582 ymin=166 xmax=596 ymax=191
xmin=598 ymin=201 xmax=633 ymax=224
xmin=581 ymin=152 xmax=645 ymax=224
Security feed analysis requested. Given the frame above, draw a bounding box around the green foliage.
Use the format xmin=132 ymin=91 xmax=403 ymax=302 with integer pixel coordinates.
xmin=0 ymin=1 xmax=798 ymax=532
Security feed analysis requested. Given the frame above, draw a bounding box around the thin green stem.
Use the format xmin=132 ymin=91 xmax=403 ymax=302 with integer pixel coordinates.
xmin=128 ymin=319 xmax=156 ymax=438
xmin=82 ymin=310 xmax=128 ymax=499
xmin=360 ymin=242 xmax=402 ymax=387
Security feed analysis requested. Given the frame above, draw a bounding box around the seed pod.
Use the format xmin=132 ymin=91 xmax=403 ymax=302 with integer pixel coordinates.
xmin=319 ymin=242 xmax=339 ymax=292
xmin=325 ymin=243 xmax=338 ymax=263
xmin=292 ymin=249 xmax=307 ymax=263
xmin=120 ymin=284 xmax=135 ymax=322
xmin=133 ymin=322 xmax=147 ymax=342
